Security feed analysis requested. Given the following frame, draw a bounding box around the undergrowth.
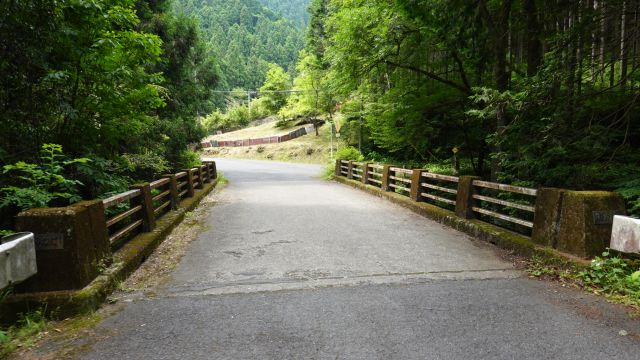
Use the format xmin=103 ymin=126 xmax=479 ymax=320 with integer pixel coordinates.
xmin=527 ymin=250 xmax=640 ymax=308
xmin=0 ymin=307 xmax=48 ymax=358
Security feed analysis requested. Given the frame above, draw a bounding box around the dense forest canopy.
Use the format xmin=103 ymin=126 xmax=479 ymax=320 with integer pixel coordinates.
xmin=1 ymin=0 xmax=639 ymax=226
xmin=0 ymin=0 xmax=218 ymax=229
xmin=279 ymin=0 xmax=639 ymax=213
xmin=258 ymin=0 xmax=310 ymax=27
xmin=173 ymin=0 xmax=307 ymax=92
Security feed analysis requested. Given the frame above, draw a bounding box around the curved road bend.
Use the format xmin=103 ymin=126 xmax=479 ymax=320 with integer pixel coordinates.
xmin=80 ymin=159 xmax=639 ymax=359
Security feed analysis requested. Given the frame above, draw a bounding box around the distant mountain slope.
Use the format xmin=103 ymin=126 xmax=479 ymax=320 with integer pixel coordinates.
xmin=258 ymin=0 xmax=310 ymax=27
xmin=172 ymin=0 xmax=305 ymax=91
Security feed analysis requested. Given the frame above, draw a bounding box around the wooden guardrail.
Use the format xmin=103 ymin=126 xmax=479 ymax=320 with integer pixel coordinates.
xmin=103 ymin=161 xmax=217 ymax=247
xmin=335 ymin=160 xmax=537 ymax=236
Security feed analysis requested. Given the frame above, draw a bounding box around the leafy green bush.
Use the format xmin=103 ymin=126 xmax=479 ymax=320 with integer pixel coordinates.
xmin=335 ymin=146 xmax=364 ymax=161
xmin=73 ymin=156 xmax=131 ymax=199
xmin=177 ymin=149 xmax=202 ymax=169
xmin=122 ymin=152 xmax=170 ymax=180
xmin=578 ymin=250 xmax=640 ymax=301
xmin=0 ymin=144 xmax=88 ymax=211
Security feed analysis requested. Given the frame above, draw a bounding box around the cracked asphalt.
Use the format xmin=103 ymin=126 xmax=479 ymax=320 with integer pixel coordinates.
xmin=78 ymin=158 xmax=639 ymax=359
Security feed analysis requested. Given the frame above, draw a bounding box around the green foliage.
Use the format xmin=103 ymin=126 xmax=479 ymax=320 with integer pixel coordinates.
xmin=0 ymin=144 xmax=88 ymax=211
xmin=304 ymin=0 xmax=639 ymax=213
xmin=260 ymin=64 xmax=291 ymax=113
xmin=122 ymin=152 xmax=170 ymax=180
xmin=335 ymin=146 xmax=364 ymax=161
xmin=578 ymin=251 xmax=640 ymax=301
xmin=173 ymin=0 xmax=306 ymax=95
xmin=74 ymin=156 xmax=132 ymax=200
xmin=0 ymin=308 xmax=47 ymax=358
xmin=177 ymin=149 xmax=202 ymax=169
xmin=258 ymin=0 xmax=310 ymax=27
xmin=279 ymin=50 xmax=336 ymax=125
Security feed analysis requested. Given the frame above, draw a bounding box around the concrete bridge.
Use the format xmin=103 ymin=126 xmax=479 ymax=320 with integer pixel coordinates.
xmin=66 ymin=159 xmax=640 ymax=359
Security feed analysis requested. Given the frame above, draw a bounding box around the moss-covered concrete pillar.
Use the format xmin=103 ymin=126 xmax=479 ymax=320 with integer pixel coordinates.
xmin=531 ymin=188 xmax=566 ymax=248
xmin=335 ymin=159 xmax=342 ymax=177
xmin=381 ymin=165 xmax=393 ymax=192
xmin=14 ymin=200 xmax=110 ymax=292
xmin=555 ymin=191 xmax=626 ymax=258
xmin=455 ymin=176 xmax=481 ymax=219
xmin=162 ymin=174 xmax=180 ymax=210
xmin=361 ymin=163 xmax=371 ymax=185
xmin=410 ymin=169 xmax=427 ymax=202
xmin=130 ymin=183 xmax=155 ymax=232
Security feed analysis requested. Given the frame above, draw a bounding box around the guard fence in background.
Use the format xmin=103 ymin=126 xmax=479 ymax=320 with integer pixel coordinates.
xmin=202 ymin=125 xmax=315 ymax=148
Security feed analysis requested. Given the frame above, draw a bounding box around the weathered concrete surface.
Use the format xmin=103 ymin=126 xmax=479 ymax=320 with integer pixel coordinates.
xmin=0 ymin=233 xmax=37 ymax=289
xmin=76 ymin=159 xmax=640 ymax=359
xmin=611 ymin=215 xmax=640 ymax=254
xmin=556 ymin=191 xmax=627 ymax=258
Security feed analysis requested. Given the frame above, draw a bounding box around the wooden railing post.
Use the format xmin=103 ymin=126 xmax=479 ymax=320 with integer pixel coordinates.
xmin=194 ymin=167 xmax=204 ymax=189
xmin=455 ymin=176 xmax=481 ymax=219
xmin=130 ymin=183 xmax=155 ymax=231
xmin=361 ymin=163 xmax=370 ymax=185
xmin=347 ymin=161 xmax=354 ymax=179
xmin=210 ymin=161 xmax=217 ymax=179
xmin=335 ymin=159 xmax=342 ymax=177
xmin=410 ymin=169 xmax=427 ymax=202
xmin=201 ymin=164 xmax=210 ymax=183
xmin=183 ymin=169 xmax=195 ymax=197
xmin=381 ymin=165 xmax=393 ymax=191
xmin=162 ymin=174 xmax=179 ymax=209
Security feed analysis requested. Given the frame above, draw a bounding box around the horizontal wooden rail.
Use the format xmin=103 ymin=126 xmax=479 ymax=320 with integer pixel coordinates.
xmin=390 ymin=175 xmax=412 ymax=184
xmin=103 ymin=189 xmax=141 ymax=209
xmin=389 ymin=183 xmax=410 ymax=191
xmin=422 ymin=172 xmax=459 ymax=183
xmin=154 ymin=201 xmax=171 ymax=215
xmin=390 ymin=167 xmax=412 ymax=175
xmin=421 ymin=193 xmax=456 ymax=205
xmin=421 ymin=182 xmax=457 ymax=195
xmin=175 ymin=172 xmax=187 ymax=179
xmin=369 ymin=164 xmax=383 ymax=170
xmin=109 ymin=220 xmax=143 ymax=244
xmin=473 ymin=180 xmax=537 ymax=196
xmin=106 ymin=205 xmax=142 ymax=228
xmin=472 ymin=194 xmax=535 ymax=213
xmin=369 ymin=178 xmax=382 ymax=185
xmin=472 ymin=207 xmax=534 ymax=228
xmin=150 ymin=178 xmax=170 ymax=189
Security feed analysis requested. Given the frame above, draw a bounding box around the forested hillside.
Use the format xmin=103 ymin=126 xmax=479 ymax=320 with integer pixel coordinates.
xmin=0 ymin=0 xmax=215 ymax=230
xmin=282 ymin=0 xmax=640 ymax=213
xmin=259 ymin=0 xmax=310 ymax=27
xmin=173 ymin=0 xmax=306 ymax=91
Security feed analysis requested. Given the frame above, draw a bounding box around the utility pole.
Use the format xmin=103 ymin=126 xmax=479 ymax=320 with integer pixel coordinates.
xmin=359 ymin=97 xmax=363 ymax=152
xmin=330 ymin=121 xmax=334 ymax=160
xmin=247 ymin=90 xmax=251 ymax=114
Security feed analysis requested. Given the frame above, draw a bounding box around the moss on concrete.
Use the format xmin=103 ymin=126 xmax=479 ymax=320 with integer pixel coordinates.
xmin=556 ymin=191 xmax=627 ymax=258
xmin=0 ymin=178 xmax=220 ymax=323
xmin=334 ymin=176 xmax=590 ymax=269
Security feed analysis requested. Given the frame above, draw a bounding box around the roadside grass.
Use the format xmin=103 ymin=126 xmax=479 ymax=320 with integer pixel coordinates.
xmin=527 ymin=251 xmax=640 ymax=311
xmin=0 ymin=308 xmax=47 ymax=358
xmin=202 ymin=121 xmax=341 ymax=165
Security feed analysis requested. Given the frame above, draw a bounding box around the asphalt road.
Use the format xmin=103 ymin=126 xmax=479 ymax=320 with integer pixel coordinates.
xmin=79 ymin=159 xmax=640 ymax=359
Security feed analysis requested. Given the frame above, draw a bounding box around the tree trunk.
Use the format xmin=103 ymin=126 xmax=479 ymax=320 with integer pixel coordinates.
xmin=524 ymin=0 xmax=542 ymax=76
